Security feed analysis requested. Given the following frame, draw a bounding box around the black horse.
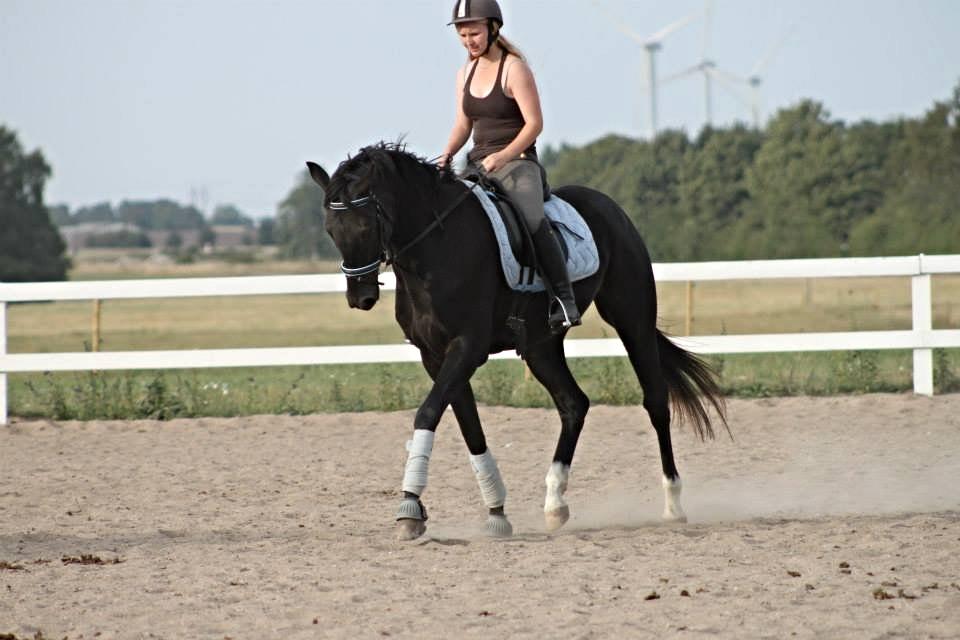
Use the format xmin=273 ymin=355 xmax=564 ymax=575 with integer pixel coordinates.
xmin=307 ymin=142 xmax=725 ymax=540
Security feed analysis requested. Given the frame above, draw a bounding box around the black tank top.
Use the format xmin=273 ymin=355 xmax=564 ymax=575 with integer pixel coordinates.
xmin=462 ymin=52 xmax=537 ymax=164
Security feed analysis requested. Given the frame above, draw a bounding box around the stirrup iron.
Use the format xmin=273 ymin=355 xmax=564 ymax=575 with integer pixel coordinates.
xmin=549 ymin=295 xmax=580 ymax=330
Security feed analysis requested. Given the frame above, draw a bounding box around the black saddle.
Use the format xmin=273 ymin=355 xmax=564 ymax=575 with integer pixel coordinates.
xmin=462 ymin=170 xmax=567 ymax=272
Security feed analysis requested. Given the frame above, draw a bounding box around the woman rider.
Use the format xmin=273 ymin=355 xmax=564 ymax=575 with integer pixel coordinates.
xmin=439 ymin=0 xmax=581 ymax=331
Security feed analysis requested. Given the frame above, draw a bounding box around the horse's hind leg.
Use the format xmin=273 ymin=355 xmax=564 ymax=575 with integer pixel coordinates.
xmin=595 ymin=301 xmax=687 ymax=523
xmin=524 ymin=337 xmax=590 ymax=531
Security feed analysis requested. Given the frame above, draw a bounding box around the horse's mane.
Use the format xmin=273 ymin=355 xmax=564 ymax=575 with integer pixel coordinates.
xmin=325 ymin=141 xmax=458 ymax=209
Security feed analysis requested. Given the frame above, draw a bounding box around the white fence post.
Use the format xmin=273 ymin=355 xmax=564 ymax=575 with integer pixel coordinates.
xmin=912 ymin=273 xmax=933 ymax=396
xmin=1 ymin=300 xmax=7 ymax=425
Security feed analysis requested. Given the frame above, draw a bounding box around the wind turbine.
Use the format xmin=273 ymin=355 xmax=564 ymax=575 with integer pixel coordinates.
xmin=709 ymin=28 xmax=796 ymax=128
xmin=657 ymin=8 xmax=795 ymax=130
xmin=742 ymin=30 xmax=793 ymax=126
xmin=659 ymin=0 xmax=717 ymax=127
xmin=590 ymin=1 xmax=702 ymax=138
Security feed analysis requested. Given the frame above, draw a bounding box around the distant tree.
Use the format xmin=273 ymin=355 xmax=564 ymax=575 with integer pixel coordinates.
xmin=165 ymin=231 xmax=183 ymax=250
xmin=842 ymin=119 xmax=904 ymax=224
xmin=734 ymin=101 xmax=871 ymax=258
xmin=117 ymin=199 xmax=204 ymax=230
xmin=546 ymin=132 xmax=692 ymax=259
xmin=0 ymin=126 xmax=69 ymax=282
xmin=275 ymin=170 xmax=338 ymax=259
xmin=849 ymin=84 xmax=960 ymax=255
xmin=678 ymin=125 xmax=764 ymax=260
xmin=48 ymin=204 xmax=72 ymax=226
xmin=538 ymin=143 xmax=572 ymax=172
xmin=210 ymin=204 xmax=253 ymax=227
xmin=72 ymin=201 xmax=116 ymax=224
xmin=548 ymin=134 xmax=637 ymax=196
xmin=621 ymin=130 xmax=691 ymax=260
xmin=258 ymin=218 xmax=276 ymax=246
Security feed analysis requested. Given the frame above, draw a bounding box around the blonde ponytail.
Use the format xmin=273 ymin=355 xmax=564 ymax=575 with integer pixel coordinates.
xmin=497 ymin=35 xmax=526 ymax=62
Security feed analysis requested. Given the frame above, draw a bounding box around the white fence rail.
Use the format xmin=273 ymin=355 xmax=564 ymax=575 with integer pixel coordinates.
xmin=2 ymin=254 xmax=959 ymax=423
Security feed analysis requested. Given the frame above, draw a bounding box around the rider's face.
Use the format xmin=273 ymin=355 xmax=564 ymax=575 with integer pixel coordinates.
xmin=457 ymin=21 xmax=489 ymax=58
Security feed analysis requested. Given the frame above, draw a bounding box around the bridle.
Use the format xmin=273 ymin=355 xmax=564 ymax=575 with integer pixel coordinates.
xmin=327 ymin=194 xmax=388 ymax=278
xmin=327 ymin=178 xmax=481 ymax=279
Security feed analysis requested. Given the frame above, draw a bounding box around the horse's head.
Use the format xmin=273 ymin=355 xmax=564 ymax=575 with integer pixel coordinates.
xmin=308 ymin=143 xmax=451 ymax=310
xmin=307 ymin=154 xmax=387 ymax=310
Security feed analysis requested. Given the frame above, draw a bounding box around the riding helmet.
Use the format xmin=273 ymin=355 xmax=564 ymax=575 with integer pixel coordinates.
xmin=448 ymin=0 xmax=504 ymax=27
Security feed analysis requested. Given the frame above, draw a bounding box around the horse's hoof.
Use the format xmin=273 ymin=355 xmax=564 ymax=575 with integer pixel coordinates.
xmin=662 ymin=510 xmax=688 ymax=524
xmin=395 ymin=498 xmax=428 ymax=540
xmin=485 ymin=514 xmax=513 ymax=538
xmin=396 ymin=518 xmax=426 ymax=541
xmin=544 ymin=505 xmax=570 ymax=531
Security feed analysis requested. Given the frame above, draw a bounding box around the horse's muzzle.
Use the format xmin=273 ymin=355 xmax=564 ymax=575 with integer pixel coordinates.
xmin=347 ymin=281 xmax=380 ymax=310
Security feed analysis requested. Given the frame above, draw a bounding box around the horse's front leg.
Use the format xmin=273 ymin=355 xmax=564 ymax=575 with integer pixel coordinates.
xmin=395 ymin=338 xmax=485 ymax=540
xmin=450 ymin=382 xmax=512 ymax=537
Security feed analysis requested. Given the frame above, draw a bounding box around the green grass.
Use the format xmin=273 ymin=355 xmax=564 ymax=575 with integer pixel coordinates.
xmin=10 ymin=350 xmax=960 ymax=421
xmin=6 ymin=260 xmax=960 ymax=420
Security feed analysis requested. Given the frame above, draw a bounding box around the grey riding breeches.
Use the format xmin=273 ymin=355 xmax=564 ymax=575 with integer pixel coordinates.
xmin=482 ymin=159 xmax=546 ymax=231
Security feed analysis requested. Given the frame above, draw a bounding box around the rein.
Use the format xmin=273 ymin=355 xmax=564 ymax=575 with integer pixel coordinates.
xmin=391 ymin=180 xmax=479 ymax=262
xmin=328 ymin=178 xmax=481 ymax=278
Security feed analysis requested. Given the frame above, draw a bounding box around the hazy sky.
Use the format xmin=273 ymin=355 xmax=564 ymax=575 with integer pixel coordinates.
xmin=3 ymin=0 xmax=958 ymax=218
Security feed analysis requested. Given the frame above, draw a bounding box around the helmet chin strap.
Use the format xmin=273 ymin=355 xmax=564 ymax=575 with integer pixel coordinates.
xmin=473 ymin=21 xmax=501 ymax=59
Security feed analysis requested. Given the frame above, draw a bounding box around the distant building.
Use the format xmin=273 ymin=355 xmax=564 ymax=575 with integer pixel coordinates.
xmin=59 ymin=222 xmax=143 ymax=253
xmin=145 ymin=229 xmax=203 ymax=251
xmin=210 ymin=224 xmax=255 ymax=249
xmin=57 ymin=221 xmax=249 ymax=254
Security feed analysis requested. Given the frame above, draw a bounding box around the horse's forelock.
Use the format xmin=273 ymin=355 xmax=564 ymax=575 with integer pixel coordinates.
xmin=326 ymin=152 xmax=374 ymax=206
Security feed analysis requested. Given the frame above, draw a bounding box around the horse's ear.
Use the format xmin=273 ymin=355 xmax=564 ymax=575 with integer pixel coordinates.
xmin=306 ymin=161 xmax=330 ymax=189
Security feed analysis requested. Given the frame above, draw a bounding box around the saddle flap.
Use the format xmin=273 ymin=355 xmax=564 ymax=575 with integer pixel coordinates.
xmin=487 ymin=192 xmax=533 ymax=267
xmin=465 ymin=180 xmax=599 ymax=293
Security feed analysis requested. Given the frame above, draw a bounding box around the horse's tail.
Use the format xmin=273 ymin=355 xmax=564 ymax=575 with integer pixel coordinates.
xmin=656 ymin=330 xmax=729 ymax=441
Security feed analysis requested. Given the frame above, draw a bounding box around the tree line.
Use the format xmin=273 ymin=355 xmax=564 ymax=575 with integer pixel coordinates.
xmin=2 ymin=81 xmax=957 ymax=282
xmin=277 ymin=82 xmax=958 ymax=263
xmin=542 ymin=83 xmax=960 ymax=261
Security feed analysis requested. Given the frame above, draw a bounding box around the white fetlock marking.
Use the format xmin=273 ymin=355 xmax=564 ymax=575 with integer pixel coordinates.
xmin=662 ymin=475 xmax=687 ymax=521
xmin=470 ymin=449 xmax=507 ymax=508
xmin=544 ymin=462 xmax=570 ymax=513
xmin=401 ymin=430 xmax=435 ymax=496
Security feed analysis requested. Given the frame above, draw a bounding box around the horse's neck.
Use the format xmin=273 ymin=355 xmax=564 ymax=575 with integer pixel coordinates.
xmin=392 ymin=193 xmax=491 ymax=293
xmin=383 ymin=178 xmax=451 ymax=252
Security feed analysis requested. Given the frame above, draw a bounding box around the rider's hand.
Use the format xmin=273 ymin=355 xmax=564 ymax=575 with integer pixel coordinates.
xmin=438 ymin=152 xmax=452 ymax=169
xmin=481 ymin=152 xmax=508 ymax=174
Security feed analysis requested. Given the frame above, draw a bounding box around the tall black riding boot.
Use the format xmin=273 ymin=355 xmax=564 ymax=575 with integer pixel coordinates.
xmin=531 ymin=219 xmax=582 ymax=332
